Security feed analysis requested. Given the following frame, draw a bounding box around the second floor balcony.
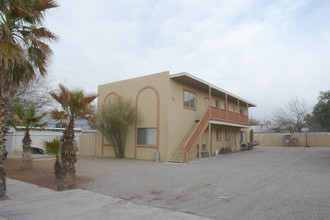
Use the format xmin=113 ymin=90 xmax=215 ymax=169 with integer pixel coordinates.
xmin=210 ymin=106 xmax=249 ymax=125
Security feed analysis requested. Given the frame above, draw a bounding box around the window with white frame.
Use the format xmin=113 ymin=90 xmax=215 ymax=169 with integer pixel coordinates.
xmin=137 ymin=128 xmax=157 ymax=145
xmin=184 ymin=90 xmax=196 ymax=109
xmin=215 ymin=100 xmax=220 ymax=108
xmin=216 ymin=129 xmax=221 ymax=140
xmin=225 ymin=129 xmax=230 ymax=140
xmin=241 ymin=131 xmax=246 ymax=142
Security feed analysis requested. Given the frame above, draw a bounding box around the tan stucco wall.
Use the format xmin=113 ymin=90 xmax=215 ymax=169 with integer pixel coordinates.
xmin=255 ymin=133 xmax=330 ymax=147
xmin=96 ymin=71 xmax=170 ymax=161
xmin=166 ymin=80 xmax=211 ymax=160
xmin=210 ymin=125 xmax=246 ymax=154
xmin=96 ymin=71 xmax=253 ymax=162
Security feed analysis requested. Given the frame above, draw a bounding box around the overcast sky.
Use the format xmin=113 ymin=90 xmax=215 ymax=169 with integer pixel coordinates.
xmin=45 ymin=0 xmax=330 ymax=121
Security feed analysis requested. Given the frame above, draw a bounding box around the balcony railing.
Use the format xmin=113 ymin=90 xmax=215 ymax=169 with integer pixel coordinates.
xmin=210 ymin=106 xmax=248 ymax=125
xmin=183 ymin=108 xmax=211 ymax=163
xmin=183 ymin=106 xmax=249 ymax=162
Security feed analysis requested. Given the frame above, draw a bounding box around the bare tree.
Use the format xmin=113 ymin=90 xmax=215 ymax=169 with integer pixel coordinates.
xmin=249 ymin=118 xmax=261 ymax=126
xmin=272 ymin=97 xmax=310 ymax=133
xmin=7 ymin=75 xmax=55 ymax=115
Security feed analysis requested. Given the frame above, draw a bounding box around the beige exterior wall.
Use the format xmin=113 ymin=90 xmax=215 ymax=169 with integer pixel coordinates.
xmin=255 ymin=133 xmax=330 ymax=147
xmin=96 ymin=71 xmax=170 ymax=161
xmin=96 ymin=71 xmax=253 ymax=162
xmin=166 ymin=80 xmax=210 ymax=160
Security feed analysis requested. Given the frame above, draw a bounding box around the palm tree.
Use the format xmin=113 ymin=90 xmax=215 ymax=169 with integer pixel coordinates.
xmin=43 ymin=138 xmax=61 ymax=179
xmin=0 ymin=0 xmax=58 ymax=197
xmin=7 ymin=105 xmax=47 ymax=169
xmin=50 ymin=85 xmax=97 ymax=180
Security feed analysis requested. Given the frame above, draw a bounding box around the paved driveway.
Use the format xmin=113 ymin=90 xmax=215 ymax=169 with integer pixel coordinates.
xmin=76 ymin=146 xmax=330 ymax=220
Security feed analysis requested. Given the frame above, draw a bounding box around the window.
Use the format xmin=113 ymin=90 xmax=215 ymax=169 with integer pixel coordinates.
xmin=240 ymin=108 xmax=245 ymax=115
xmin=241 ymin=131 xmax=246 ymax=142
xmin=137 ymin=128 xmax=157 ymax=145
xmin=215 ymin=100 xmax=220 ymax=108
xmin=216 ymin=129 xmax=221 ymax=140
xmin=225 ymin=129 xmax=230 ymax=140
xmin=184 ymin=90 xmax=196 ymax=109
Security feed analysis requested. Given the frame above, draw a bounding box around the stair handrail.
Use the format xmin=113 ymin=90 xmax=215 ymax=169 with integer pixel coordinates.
xmin=183 ymin=107 xmax=211 ymax=163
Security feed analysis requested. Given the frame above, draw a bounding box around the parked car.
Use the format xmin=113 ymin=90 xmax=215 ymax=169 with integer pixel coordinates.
xmin=30 ymin=147 xmax=44 ymax=154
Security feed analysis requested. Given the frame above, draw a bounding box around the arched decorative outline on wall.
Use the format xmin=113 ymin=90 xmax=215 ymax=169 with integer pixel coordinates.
xmin=101 ymin=92 xmax=120 ymax=156
xmin=135 ymin=86 xmax=160 ymax=159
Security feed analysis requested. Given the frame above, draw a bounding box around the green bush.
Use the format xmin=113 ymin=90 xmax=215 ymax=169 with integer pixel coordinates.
xmin=247 ymin=142 xmax=254 ymax=150
xmin=219 ymin=147 xmax=232 ymax=154
xmin=250 ymin=129 xmax=254 ymax=146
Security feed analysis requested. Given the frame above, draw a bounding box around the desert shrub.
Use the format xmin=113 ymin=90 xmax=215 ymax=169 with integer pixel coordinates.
xmin=247 ymin=142 xmax=254 ymax=150
xmin=96 ymin=97 xmax=138 ymax=158
xmin=219 ymin=147 xmax=232 ymax=154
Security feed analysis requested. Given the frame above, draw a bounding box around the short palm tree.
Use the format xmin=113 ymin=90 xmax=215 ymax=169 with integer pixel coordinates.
xmin=43 ymin=138 xmax=61 ymax=179
xmin=7 ymin=105 xmax=47 ymax=169
xmin=50 ymin=85 xmax=97 ymax=180
xmin=0 ymin=0 xmax=58 ymax=196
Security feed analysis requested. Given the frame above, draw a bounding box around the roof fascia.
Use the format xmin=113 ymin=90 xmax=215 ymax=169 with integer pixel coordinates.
xmin=170 ymin=72 xmax=257 ymax=107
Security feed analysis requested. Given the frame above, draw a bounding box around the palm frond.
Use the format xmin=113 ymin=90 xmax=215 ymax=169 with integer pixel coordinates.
xmin=50 ymin=109 xmax=68 ymax=121
xmin=31 ymin=27 xmax=57 ymax=40
xmin=0 ymin=0 xmax=59 ymax=95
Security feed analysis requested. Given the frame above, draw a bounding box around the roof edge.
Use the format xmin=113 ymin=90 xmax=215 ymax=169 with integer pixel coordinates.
xmin=170 ymin=72 xmax=257 ymax=107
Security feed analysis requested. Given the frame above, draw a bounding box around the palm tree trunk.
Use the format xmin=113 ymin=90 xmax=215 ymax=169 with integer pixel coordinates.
xmin=21 ymin=131 xmax=33 ymax=169
xmin=60 ymin=119 xmax=76 ymax=181
xmin=0 ymin=95 xmax=8 ymax=197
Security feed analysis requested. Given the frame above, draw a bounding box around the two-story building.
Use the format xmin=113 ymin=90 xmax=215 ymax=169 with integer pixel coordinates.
xmin=96 ymin=71 xmax=256 ymax=162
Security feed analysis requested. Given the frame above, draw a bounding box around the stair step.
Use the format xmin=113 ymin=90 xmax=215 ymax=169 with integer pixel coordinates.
xmin=169 ymin=122 xmax=198 ymax=163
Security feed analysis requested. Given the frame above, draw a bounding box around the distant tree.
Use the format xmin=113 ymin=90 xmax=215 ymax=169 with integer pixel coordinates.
xmin=312 ymin=91 xmax=330 ymax=132
xmin=96 ymin=97 xmax=138 ymax=158
xmin=8 ymin=75 xmax=55 ymax=115
xmin=249 ymin=118 xmax=260 ymax=126
xmin=50 ymin=85 xmax=97 ymax=180
xmin=55 ymin=122 xmax=68 ymax=128
xmin=272 ymin=97 xmax=310 ymax=133
xmin=250 ymin=129 xmax=254 ymax=145
xmin=7 ymin=105 xmax=47 ymax=169
xmin=88 ymin=121 xmax=96 ymax=130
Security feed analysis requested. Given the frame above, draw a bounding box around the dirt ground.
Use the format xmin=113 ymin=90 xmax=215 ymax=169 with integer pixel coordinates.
xmin=4 ymin=157 xmax=93 ymax=191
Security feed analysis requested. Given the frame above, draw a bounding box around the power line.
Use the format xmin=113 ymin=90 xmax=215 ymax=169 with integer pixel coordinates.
xmin=50 ymin=70 xmax=98 ymax=91
xmin=54 ymin=59 xmax=122 ymax=81
xmin=53 ymin=67 xmax=105 ymax=84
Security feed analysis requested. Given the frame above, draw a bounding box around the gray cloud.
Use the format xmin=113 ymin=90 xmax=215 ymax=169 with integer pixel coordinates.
xmin=46 ymin=0 xmax=330 ymax=120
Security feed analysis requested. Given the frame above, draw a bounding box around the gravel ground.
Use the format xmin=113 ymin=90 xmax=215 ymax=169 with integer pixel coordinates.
xmin=76 ymin=146 xmax=330 ymax=220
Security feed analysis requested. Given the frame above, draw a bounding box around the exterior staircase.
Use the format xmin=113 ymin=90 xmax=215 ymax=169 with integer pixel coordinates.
xmin=183 ymin=108 xmax=211 ymax=163
xmin=169 ymin=123 xmax=197 ymax=163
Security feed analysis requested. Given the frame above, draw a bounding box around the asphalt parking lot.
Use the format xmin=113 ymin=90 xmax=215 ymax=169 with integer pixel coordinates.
xmin=76 ymin=146 xmax=330 ymax=220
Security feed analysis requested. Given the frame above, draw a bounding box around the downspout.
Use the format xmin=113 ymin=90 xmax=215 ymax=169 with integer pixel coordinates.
xmin=225 ymin=94 xmax=228 ymax=120
xmin=238 ymin=99 xmax=240 ymax=123
xmin=208 ymin=86 xmax=212 ymax=156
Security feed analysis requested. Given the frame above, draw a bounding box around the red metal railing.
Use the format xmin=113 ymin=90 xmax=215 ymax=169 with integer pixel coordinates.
xmin=182 ymin=106 xmax=249 ymax=163
xmin=183 ymin=108 xmax=211 ymax=163
xmin=210 ymin=106 xmax=248 ymax=125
